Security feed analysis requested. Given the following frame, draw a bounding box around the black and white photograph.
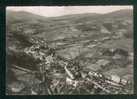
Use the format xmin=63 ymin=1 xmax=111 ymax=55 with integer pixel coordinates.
xmin=6 ymin=6 xmax=133 ymax=95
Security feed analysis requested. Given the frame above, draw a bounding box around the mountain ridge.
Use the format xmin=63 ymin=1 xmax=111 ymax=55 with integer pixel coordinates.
xmin=7 ymin=9 xmax=132 ymax=20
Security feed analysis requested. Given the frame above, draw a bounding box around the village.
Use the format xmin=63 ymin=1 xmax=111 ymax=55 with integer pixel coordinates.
xmin=6 ymin=34 xmax=133 ymax=95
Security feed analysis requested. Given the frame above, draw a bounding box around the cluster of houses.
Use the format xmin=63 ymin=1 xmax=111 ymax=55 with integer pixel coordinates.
xmin=21 ymin=35 xmax=132 ymax=94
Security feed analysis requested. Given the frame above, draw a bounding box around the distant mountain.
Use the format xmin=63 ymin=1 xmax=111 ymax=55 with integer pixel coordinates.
xmin=49 ymin=13 xmax=101 ymax=21
xmin=6 ymin=9 xmax=132 ymax=23
xmin=6 ymin=10 xmax=48 ymax=24
xmin=102 ymin=9 xmax=133 ymax=19
xmin=6 ymin=9 xmax=133 ymax=42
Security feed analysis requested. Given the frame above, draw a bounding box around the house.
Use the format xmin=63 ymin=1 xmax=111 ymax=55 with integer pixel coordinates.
xmin=116 ymin=29 xmax=127 ymax=37
xmin=100 ymin=26 xmax=111 ymax=34
xmin=112 ymin=54 xmax=122 ymax=60
xmin=110 ymin=75 xmax=121 ymax=83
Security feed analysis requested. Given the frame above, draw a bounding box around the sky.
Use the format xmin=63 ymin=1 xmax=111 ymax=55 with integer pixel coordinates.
xmin=7 ymin=6 xmax=133 ymax=17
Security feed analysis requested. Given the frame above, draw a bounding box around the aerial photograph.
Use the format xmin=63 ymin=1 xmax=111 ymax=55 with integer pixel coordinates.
xmin=6 ymin=6 xmax=133 ymax=95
